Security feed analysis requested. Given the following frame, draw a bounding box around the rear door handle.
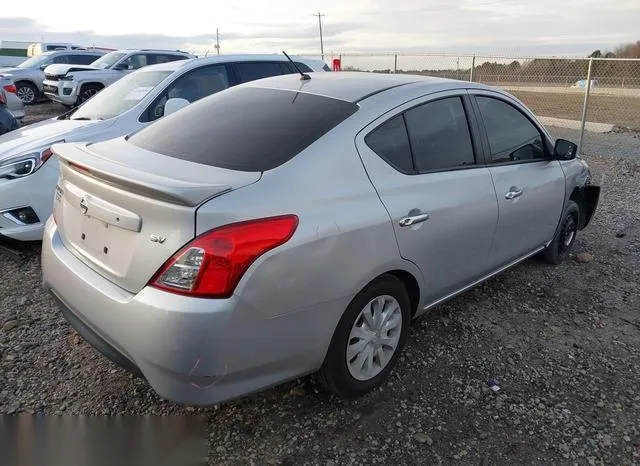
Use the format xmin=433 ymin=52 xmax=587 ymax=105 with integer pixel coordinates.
xmin=399 ymin=213 xmax=430 ymax=227
xmin=505 ymin=187 xmax=523 ymax=200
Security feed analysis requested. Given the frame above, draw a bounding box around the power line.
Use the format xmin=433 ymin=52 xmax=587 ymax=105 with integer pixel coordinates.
xmin=313 ymin=12 xmax=325 ymax=60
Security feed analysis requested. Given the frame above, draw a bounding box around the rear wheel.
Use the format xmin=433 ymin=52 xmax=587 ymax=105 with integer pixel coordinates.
xmin=318 ymin=275 xmax=411 ymax=398
xmin=543 ymin=200 xmax=579 ymax=265
xmin=16 ymin=82 xmax=38 ymax=105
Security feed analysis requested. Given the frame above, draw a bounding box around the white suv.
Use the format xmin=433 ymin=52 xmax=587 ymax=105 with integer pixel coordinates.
xmin=42 ymin=49 xmax=195 ymax=107
xmin=0 ymin=54 xmax=328 ymax=241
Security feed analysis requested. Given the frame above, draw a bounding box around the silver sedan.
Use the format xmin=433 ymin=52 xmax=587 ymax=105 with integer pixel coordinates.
xmin=42 ymin=71 xmax=600 ymax=405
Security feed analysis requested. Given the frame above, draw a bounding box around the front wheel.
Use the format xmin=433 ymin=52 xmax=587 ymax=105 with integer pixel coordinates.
xmin=543 ymin=200 xmax=580 ymax=265
xmin=16 ymin=82 xmax=38 ymax=105
xmin=317 ymin=275 xmax=411 ymax=398
xmin=78 ymin=84 xmax=102 ymax=104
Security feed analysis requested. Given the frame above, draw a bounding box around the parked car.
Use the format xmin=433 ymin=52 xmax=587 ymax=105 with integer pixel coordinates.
xmin=0 ymin=76 xmax=25 ymax=120
xmin=0 ymin=89 xmax=20 ymax=135
xmin=0 ymin=50 xmax=107 ymax=104
xmin=43 ymin=49 xmax=196 ymax=106
xmin=0 ymin=54 xmax=328 ymax=241
xmin=41 ymin=72 xmax=600 ymax=406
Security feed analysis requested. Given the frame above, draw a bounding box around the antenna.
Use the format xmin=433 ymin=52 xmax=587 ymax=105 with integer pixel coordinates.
xmin=282 ymin=51 xmax=311 ymax=80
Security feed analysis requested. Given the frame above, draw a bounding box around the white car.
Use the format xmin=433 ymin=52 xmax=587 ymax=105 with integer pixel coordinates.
xmin=42 ymin=49 xmax=195 ymax=107
xmin=0 ymin=54 xmax=328 ymax=241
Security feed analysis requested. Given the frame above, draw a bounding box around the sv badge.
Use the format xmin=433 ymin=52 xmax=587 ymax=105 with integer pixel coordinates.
xmin=150 ymin=234 xmax=166 ymax=244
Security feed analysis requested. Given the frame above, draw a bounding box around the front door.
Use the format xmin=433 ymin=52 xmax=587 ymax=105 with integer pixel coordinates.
xmin=471 ymin=93 xmax=566 ymax=266
xmin=356 ymin=92 xmax=499 ymax=306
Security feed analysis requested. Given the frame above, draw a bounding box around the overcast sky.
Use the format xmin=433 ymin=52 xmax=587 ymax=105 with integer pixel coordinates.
xmin=1 ymin=0 xmax=638 ymax=58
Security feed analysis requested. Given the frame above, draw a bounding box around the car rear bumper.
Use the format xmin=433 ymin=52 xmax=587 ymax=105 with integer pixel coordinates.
xmin=41 ymin=219 xmax=343 ymax=405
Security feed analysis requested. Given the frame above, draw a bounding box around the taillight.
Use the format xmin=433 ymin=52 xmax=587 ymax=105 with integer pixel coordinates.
xmin=3 ymin=84 xmax=17 ymax=94
xmin=149 ymin=215 xmax=299 ymax=298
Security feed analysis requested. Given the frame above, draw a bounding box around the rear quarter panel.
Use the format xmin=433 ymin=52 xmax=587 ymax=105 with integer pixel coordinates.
xmin=195 ymin=116 xmax=423 ymax=320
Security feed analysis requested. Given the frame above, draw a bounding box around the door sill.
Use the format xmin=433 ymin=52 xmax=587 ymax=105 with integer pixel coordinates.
xmin=420 ymin=245 xmax=546 ymax=314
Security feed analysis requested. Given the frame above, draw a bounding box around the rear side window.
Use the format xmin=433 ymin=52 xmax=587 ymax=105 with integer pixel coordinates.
xmin=365 ymin=115 xmax=413 ymax=173
xmin=405 ymin=97 xmax=475 ymax=172
xmin=128 ymin=87 xmax=359 ymax=172
xmin=69 ymin=54 xmax=98 ymax=65
xmin=475 ymin=96 xmax=546 ymax=164
xmin=234 ymin=62 xmax=284 ymax=82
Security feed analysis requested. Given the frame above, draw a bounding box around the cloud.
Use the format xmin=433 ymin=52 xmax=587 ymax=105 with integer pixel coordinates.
xmin=0 ymin=0 xmax=638 ymax=59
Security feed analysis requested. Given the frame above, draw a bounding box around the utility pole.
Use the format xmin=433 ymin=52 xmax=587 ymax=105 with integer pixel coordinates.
xmin=313 ymin=12 xmax=325 ymax=60
xmin=215 ymin=28 xmax=220 ymax=55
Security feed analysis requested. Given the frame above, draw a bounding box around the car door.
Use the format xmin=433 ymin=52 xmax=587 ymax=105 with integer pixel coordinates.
xmin=470 ymin=91 xmax=565 ymax=267
xmin=355 ymin=91 xmax=499 ymax=305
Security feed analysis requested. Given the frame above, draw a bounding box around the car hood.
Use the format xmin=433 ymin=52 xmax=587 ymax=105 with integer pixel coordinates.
xmin=44 ymin=64 xmax=99 ymax=76
xmin=0 ymin=118 xmax=113 ymax=160
xmin=0 ymin=67 xmax=23 ymax=76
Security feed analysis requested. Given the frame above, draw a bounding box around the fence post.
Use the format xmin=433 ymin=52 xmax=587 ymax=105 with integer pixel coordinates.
xmin=469 ymin=55 xmax=475 ymax=82
xmin=394 ymin=54 xmax=397 ymax=74
xmin=577 ymin=58 xmax=593 ymax=157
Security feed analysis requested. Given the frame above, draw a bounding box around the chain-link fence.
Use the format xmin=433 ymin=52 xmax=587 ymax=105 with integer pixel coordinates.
xmin=325 ymin=53 xmax=640 ymax=156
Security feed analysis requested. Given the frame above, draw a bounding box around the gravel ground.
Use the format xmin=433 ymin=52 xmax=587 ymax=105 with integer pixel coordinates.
xmin=1 ymin=105 xmax=640 ymax=464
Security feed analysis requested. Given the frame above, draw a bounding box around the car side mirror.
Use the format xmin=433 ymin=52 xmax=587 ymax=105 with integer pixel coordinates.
xmin=40 ymin=64 xmax=48 ymax=70
xmin=163 ymin=98 xmax=190 ymax=117
xmin=113 ymin=63 xmax=128 ymax=71
xmin=554 ymin=139 xmax=577 ymax=160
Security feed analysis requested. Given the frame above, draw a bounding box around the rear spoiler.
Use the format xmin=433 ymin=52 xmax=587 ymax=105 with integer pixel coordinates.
xmin=53 ymin=142 xmax=233 ymax=207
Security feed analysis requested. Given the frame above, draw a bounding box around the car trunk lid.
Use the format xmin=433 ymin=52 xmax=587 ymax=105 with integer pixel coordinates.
xmin=52 ymin=137 xmax=261 ymax=293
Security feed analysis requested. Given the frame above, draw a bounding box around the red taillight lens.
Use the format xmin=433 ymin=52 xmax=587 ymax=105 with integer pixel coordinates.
xmin=149 ymin=215 xmax=299 ymax=298
xmin=3 ymin=84 xmax=17 ymax=94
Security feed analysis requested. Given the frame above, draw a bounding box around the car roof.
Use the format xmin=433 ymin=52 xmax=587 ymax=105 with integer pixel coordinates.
xmin=137 ymin=54 xmax=327 ymax=73
xmin=45 ymin=50 xmax=105 ymax=56
xmin=241 ymin=71 xmax=493 ymax=103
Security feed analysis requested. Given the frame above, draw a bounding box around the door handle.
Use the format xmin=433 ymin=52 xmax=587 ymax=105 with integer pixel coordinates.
xmin=399 ymin=213 xmax=430 ymax=227
xmin=505 ymin=187 xmax=523 ymax=200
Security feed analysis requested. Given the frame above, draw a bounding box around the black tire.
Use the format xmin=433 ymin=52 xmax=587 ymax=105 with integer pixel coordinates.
xmin=317 ymin=274 xmax=412 ymax=398
xmin=543 ymin=200 xmax=580 ymax=265
xmin=78 ymin=84 xmax=102 ymax=104
xmin=15 ymin=81 xmax=38 ymax=105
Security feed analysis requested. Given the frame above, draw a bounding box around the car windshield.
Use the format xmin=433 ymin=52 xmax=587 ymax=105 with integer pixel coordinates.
xmin=70 ymin=70 xmax=172 ymax=121
xmin=90 ymin=52 xmax=126 ymax=69
xmin=17 ymin=53 xmax=53 ymax=69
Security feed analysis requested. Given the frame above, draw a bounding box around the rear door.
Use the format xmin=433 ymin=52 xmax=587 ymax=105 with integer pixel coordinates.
xmin=470 ymin=91 xmax=565 ymax=267
xmin=355 ymin=91 xmax=499 ymax=305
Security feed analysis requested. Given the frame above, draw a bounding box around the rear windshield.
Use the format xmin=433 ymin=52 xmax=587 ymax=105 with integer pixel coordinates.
xmin=127 ymin=86 xmax=358 ymax=172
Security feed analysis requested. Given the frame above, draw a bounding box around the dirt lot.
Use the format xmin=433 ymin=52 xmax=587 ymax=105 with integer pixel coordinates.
xmin=1 ymin=105 xmax=640 ymax=465
xmin=510 ymin=91 xmax=640 ymax=131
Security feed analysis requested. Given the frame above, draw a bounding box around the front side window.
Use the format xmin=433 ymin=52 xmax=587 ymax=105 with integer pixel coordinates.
xmin=91 ymin=51 xmax=126 ymax=69
xmin=234 ymin=62 xmax=284 ymax=83
xmin=404 ymin=97 xmax=475 ymax=172
xmin=476 ymin=96 xmax=546 ymax=164
xmin=121 ymin=54 xmax=149 ymax=70
xmin=143 ymin=65 xmax=230 ymax=122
